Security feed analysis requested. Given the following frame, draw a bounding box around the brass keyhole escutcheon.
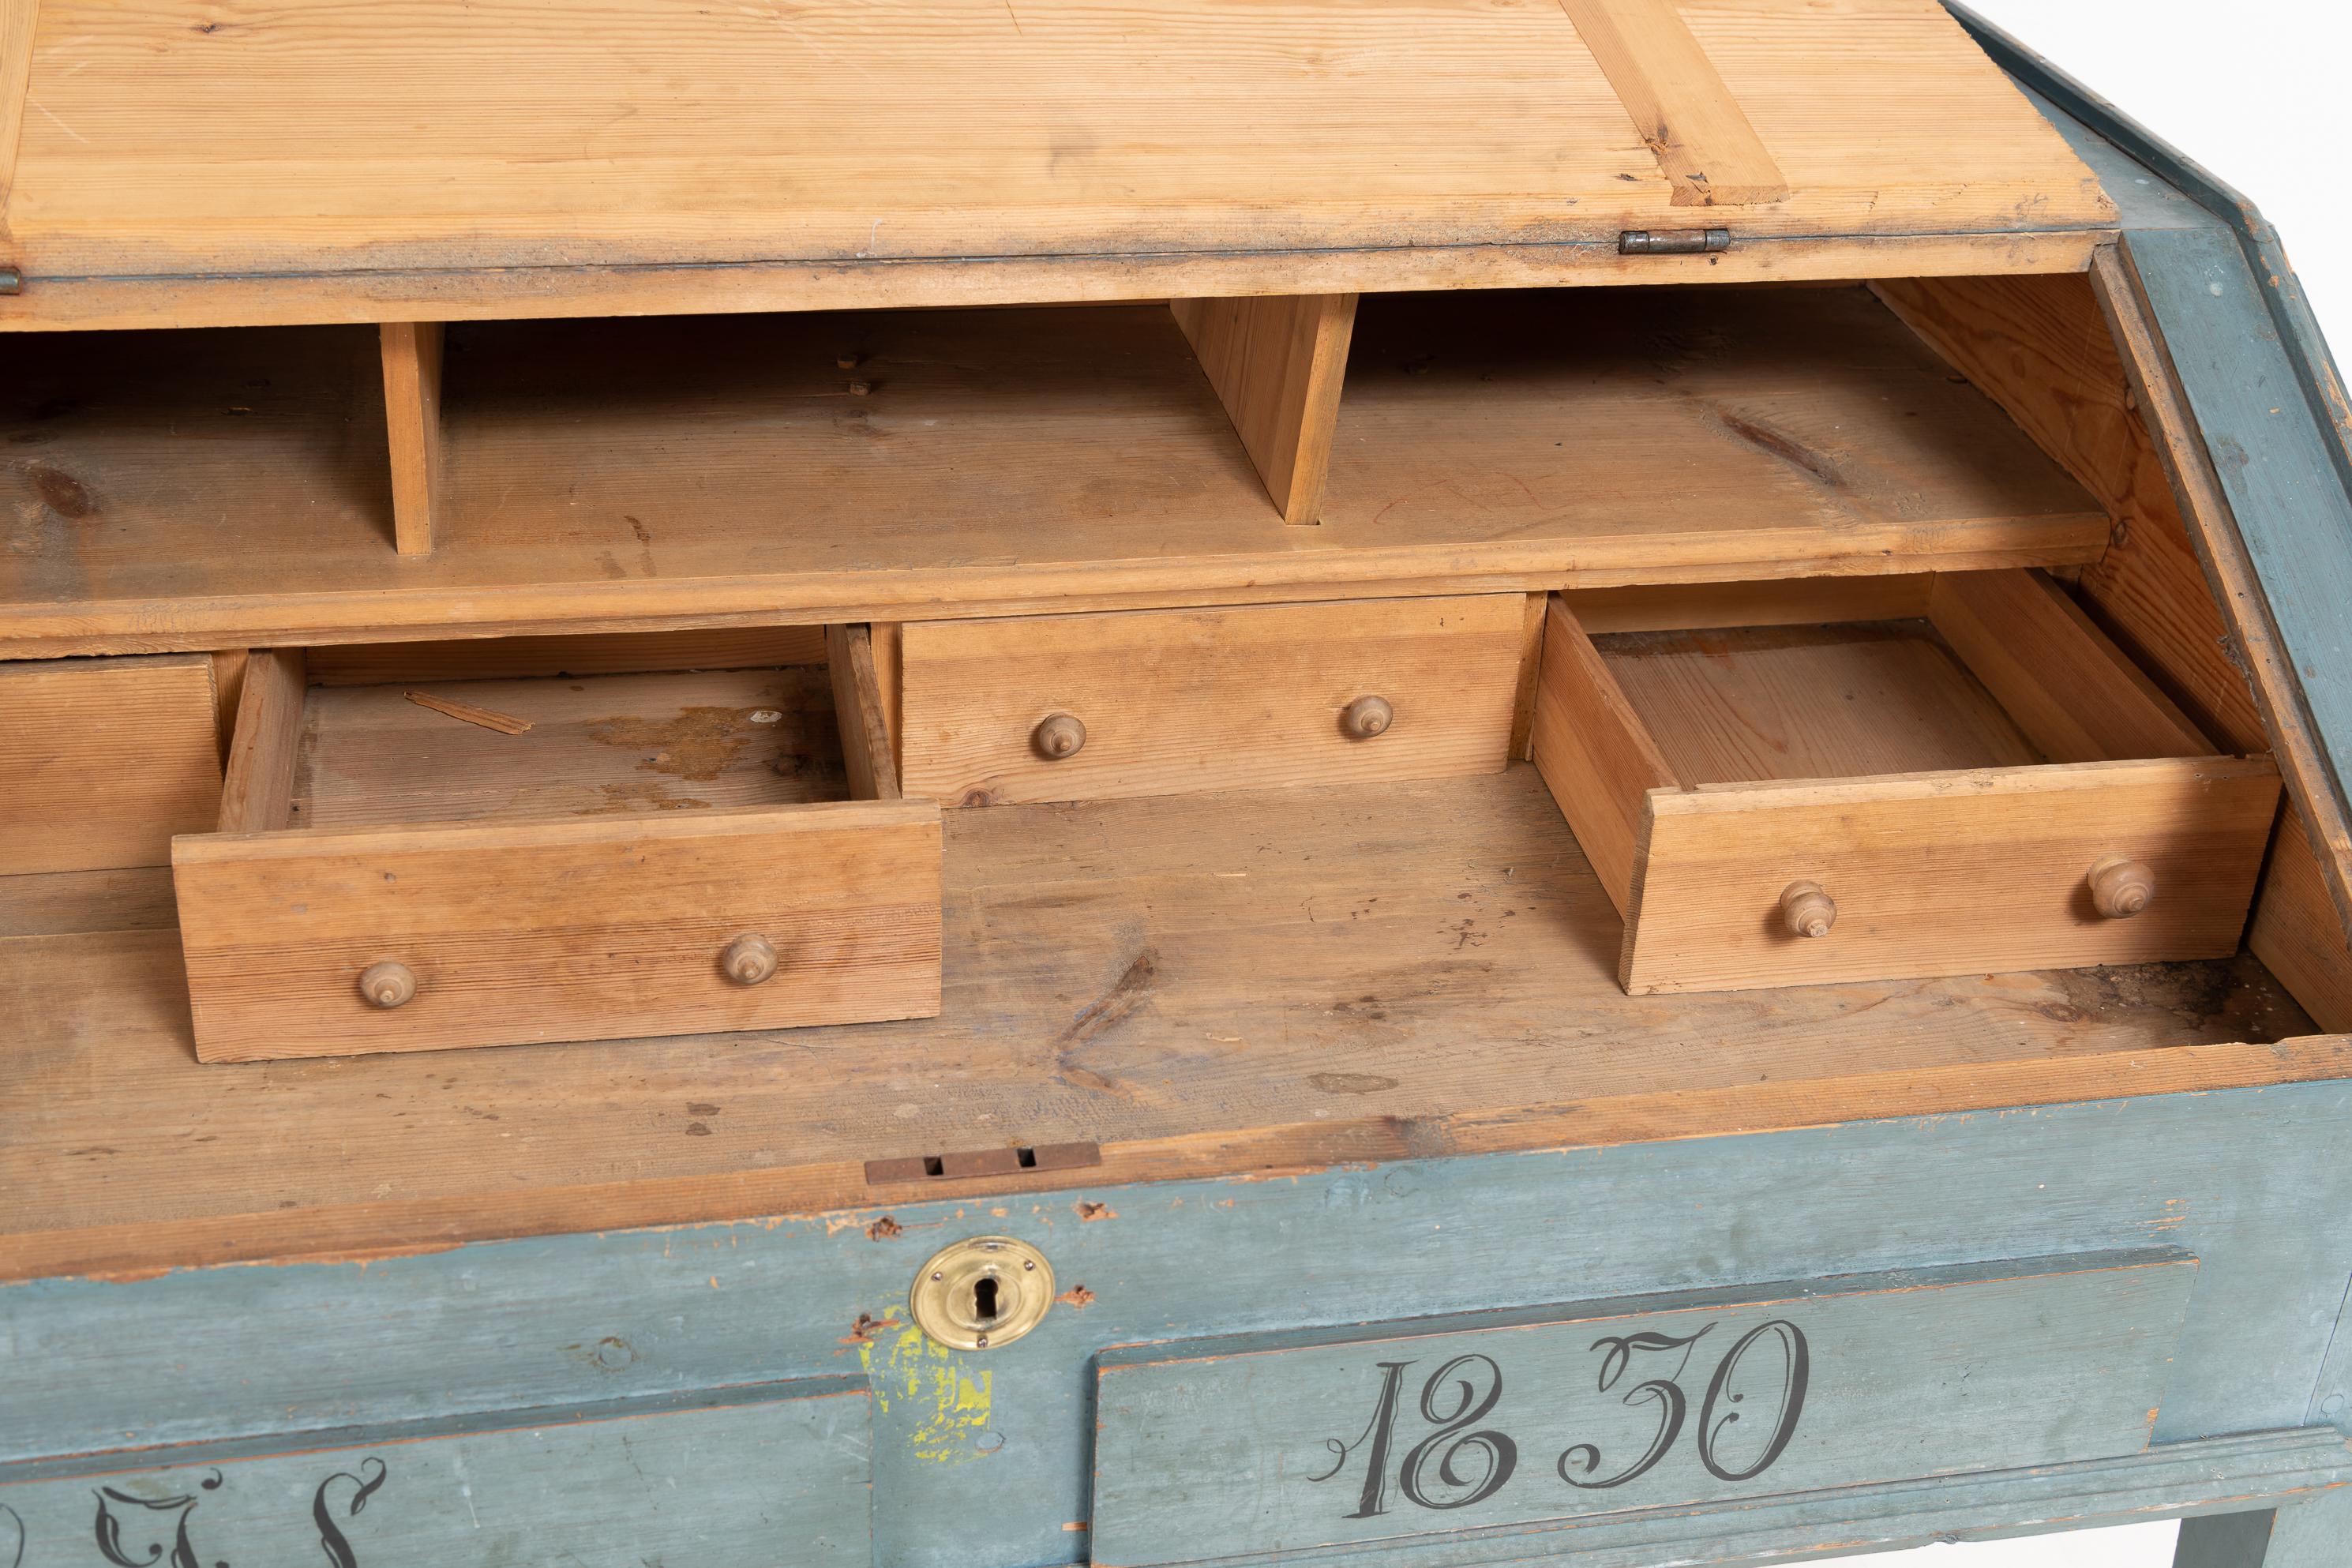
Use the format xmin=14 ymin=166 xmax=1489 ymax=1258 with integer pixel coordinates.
xmin=909 ymin=1236 xmax=1055 ymax=1351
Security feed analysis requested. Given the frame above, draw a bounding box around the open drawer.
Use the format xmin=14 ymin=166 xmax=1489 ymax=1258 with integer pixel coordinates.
xmin=171 ymin=630 xmax=940 ymax=1061
xmin=1532 ymin=572 xmax=2282 ymax=993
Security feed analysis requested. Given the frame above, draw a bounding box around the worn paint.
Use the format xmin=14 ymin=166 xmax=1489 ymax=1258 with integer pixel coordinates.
xmin=857 ymin=1313 xmax=996 ymax=1467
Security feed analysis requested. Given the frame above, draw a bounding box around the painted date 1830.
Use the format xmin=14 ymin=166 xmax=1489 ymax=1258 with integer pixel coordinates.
xmin=1311 ymin=1319 xmax=1810 ymax=1517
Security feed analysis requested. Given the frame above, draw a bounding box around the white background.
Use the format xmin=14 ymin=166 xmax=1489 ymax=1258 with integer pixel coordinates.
xmin=1814 ymin=4 xmax=2350 ymax=1566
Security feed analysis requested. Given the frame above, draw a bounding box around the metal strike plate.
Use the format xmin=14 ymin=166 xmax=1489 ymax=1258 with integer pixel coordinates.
xmin=909 ymin=1236 xmax=1054 ymax=1351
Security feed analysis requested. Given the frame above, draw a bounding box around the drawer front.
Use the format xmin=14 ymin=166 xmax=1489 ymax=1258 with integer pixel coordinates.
xmin=0 ymin=653 xmax=223 ymax=876
xmin=171 ymin=799 xmax=941 ymax=1060
xmin=1092 ymin=1250 xmax=2195 ymax=1567
xmin=898 ymin=595 xmax=1532 ymax=806
xmin=1625 ymin=757 xmax=2280 ymax=993
xmin=0 ymin=1379 xmax=870 ymax=1566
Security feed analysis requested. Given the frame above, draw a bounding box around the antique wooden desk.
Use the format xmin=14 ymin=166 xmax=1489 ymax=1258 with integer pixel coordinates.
xmin=6 ymin=3 xmax=2352 ymax=1565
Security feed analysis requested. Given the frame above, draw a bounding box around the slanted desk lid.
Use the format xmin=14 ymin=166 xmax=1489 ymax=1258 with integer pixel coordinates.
xmin=0 ymin=0 xmax=2113 ymax=328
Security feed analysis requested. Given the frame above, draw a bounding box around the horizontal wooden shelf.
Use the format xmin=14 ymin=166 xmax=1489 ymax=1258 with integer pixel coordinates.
xmin=0 ymin=287 xmax=2107 ymax=657
xmin=0 ymin=764 xmax=2316 ymax=1280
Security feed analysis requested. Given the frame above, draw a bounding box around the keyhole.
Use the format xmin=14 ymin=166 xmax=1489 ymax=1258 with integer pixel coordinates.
xmin=973 ymin=1276 xmax=1001 ymax=1323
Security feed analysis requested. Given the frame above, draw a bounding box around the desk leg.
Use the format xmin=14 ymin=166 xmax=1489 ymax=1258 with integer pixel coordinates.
xmin=2177 ymin=1489 xmax=2352 ymax=1566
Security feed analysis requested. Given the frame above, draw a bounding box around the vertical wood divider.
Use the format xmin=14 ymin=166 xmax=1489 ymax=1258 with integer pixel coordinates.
xmin=379 ymin=321 xmax=448 ymax=556
xmin=827 ymin=624 xmax=902 ymax=801
xmin=1171 ymin=292 xmax=1357 ymax=527
xmin=216 ymin=647 xmax=306 ymax=834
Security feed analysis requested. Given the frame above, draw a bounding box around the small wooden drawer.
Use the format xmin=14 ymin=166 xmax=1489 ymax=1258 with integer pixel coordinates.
xmin=0 ymin=1376 xmax=871 ymax=1565
xmin=0 ymin=652 xmax=226 ymax=876
xmin=171 ymin=633 xmax=940 ymax=1060
xmin=1532 ymin=572 xmax=2281 ymax=992
xmin=897 ymin=594 xmax=1537 ymax=806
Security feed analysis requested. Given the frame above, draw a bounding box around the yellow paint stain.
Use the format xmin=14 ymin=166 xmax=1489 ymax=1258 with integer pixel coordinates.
xmin=856 ymin=1319 xmax=996 ymax=1466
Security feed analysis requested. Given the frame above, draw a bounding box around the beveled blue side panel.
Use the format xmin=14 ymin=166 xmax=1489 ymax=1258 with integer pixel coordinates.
xmin=1090 ymin=1252 xmax=2193 ymax=1566
xmin=9 ymin=1082 xmax=2352 ymax=1568
xmin=0 ymin=1378 xmax=871 ymax=1567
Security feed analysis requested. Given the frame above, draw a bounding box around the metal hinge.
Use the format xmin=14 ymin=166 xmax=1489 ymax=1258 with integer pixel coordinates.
xmin=0 ymin=266 xmax=21 ymax=296
xmin=1619 ymin=228 xmax=1731 ymax=256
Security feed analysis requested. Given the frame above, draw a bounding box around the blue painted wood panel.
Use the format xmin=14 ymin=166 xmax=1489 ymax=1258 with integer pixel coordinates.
xmin=2128 ymin=223 xmax=2352 ymax=811
xmin=9 ymin=1082 xmax=2352 ymax=1567
xmin=0 ymin=1379 xmax=872 ymax=1567
xmin=1090 ymin=1253 xmax=2193 ymax=1566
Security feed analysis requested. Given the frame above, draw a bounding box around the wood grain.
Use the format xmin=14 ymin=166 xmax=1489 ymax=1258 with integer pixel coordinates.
xmin=0 ymin=0 xmax=2106 ymax=329
xmin=1600 ymin=621 xmax=2044 ymax=783
xmin=306 ymin=626 xmax=827 ymax=685
xmin=378 ymin=321 xmax=445 ymax=556
xmin=289 ymin=667 xmax=845 ymax=830
xmin=0 ymin=292 xmax=2110 ymax=658
xmin=1926 ymin=568 xmax=2211 ymax=763
xmin=0 ymin=0 xmax=33 ymax=232
xmin=3 ymin=766 xmax=2322 ymax=1275
xmin=1870 ymin=272 xmax=2268 ymax=754
xmin=403 ymin=688 xmax=530 ymax=733
xmin=1557 ymin=0 xmax=1787 ymax=207
xmin=0 ymin=652 xmax=219 ymax=873
xmin=899 ymin=595 xmax=1528 ymax=806
xmin=1529 ymin=596 xmax=1678 ymax=913
xmin=1171 ymin=293 xmax=1356 ymax=525
xmin=1561 ymin=573 xmax=1932 ymax=634
xmin=825 ymin=624 xmax=900 ymax=801
xmin=2250 ymin=808 xmax=2352 ymax=1034
xmin=0 ymin=230 xmax=2110 ymax=335
xmin=172 ymin=799 xmax=943 ymax=1060
xmin=213 ymin=646 xmax=304 ymax=833
xmin=1625 ymin=757 xmax=2281 ymax=992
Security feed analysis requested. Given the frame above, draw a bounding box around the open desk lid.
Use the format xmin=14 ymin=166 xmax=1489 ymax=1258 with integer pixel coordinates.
xmin=0 ymin=0 xmax=2114 ymax=327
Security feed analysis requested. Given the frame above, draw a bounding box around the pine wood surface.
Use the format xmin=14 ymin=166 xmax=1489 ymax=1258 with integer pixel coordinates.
xmin=377 ymin=321 xmax=445 ymax=556
xmin=0 ymin=0 xmax=2108 ymax=328
xmin=898 ymin=595 xmax=1526 ymax=806
xmin=1599 ymin=621 xmax=2045 ymax=783
xmin=1169 ymin=293 xmax=1356 ymax=526
xmin=0 ymin=290 xmax=2109 ymax=657
xmin=5 ymin=766 xmax=2324 ymax=1277
xmin=1870 ymin=273 xmax=2265 ymax=752
xmin=1625 ymin=756 xmax=2283 ymax=992
xmin=289 ymin=667 xmax=847 ymax=830
xmin=0 ymin=652 xmax=220 ymax=874
xmin=824 ymin=624 xmax=901 ymax=802
xmin=171 ymin=798 xmax=943 ymax=1061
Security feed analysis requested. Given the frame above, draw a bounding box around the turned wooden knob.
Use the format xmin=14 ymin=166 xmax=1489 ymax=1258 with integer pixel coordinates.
xmin=357 ymin=961 xmax=416 ymax=1009
xmin=1780 ymin=881 xmax=1836 ymax=939
xmin=2088 ymin=855 xmax=2156 ymax=919
xmin=722 ymin=934 xmax=779 ymax=985
xmin=1341 ymin=696 xmax=1394 ymax=740
xmin=1032 ymin=712 xmax=1086 ymax=760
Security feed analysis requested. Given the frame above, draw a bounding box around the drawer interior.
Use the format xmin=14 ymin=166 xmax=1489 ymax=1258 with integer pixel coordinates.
xmin=1599 ymin=620 xmax=2047 ymax=784
xmin=1530 ymin=572 xmax=2281 ymax=992
xmin=291 ymin=666 xmax=847 ymax=829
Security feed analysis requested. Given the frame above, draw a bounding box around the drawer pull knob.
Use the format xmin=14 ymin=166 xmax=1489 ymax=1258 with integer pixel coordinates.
xmin=722 ymin=934 xmax=779 ymax=985
xmin=2088 ymin=855 xmax=2156 ymax=919
xmin=1032 ymin=712 xmax=1087 ymax=760
xmin=1341 ymin=695 xmax=1394 ymax=740
xmin=1780 ymin=881 xmax=1836 ymax=939
xmin=357 ymin=961 xmax=417 ymax=1009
